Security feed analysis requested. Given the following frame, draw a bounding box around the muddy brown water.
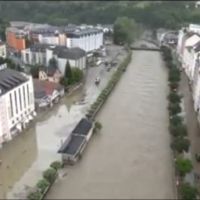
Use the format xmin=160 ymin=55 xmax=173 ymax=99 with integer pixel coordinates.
xmin=0 ymin=47 xmax=175 ymax=199
xmin=46 ymin=50 xmax=175 ymax=199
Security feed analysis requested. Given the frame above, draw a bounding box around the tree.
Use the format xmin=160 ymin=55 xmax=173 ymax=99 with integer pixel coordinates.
xmin=30 ymin=65 xmax=39 ymax=78
xmin=171 ymin=137 xmax=190 ymax=153
xmin=168 ymin=102 xmax=182 ymax=116
xmin=170 ymin=115 xmax=183 ymax=126
xmin=175 ymin=157 xmax=193 ymax=177
xmin=168 ymin=92 xmax=182 ymax=104
xmin=50 ymin=161 xmax=62 ymax=171
xmin=180 ymin=182 xmax=198 ymax=200
xmin=71 ymin=67 xmax=83 ymax=83
xmin=169 ymin=124 xmax=187 ymax=137
xmin=27 ymin=190 xmax=42 ymax=200
xmin=65 ymin=61 xmax=72 ymax=81
xmin=36 ymin=178 xmax=50 ymax=193
xmin=113 ymin=16 xmax=137 ymax=45
xmin=43 ymin=168 xmax=57 ymax=183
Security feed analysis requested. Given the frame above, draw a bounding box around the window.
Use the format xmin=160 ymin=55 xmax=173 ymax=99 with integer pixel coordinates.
xmin=27 ymin=84 xmax=30 ymax=105
xmin=23 ymin=86 xmax=26 ymax=108
xmin=9 ymin=93 xmax=13 ymax=118
xmin=14 ymin=91 xmax=18 ymax=114
xmin=19 ymin=88 xmax=22 ymax=111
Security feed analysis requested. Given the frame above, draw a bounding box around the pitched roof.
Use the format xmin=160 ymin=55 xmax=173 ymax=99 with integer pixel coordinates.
xmin=33 ymin=79 xmax=63 ymax=97
xmin=0 ymin=68 xmax=28 ymax=96
xmin=185 ymin=34 xmax=200 ymax=47
xmin=30 ymin=43 xmax=51 ymax=52
xmin=56 ymin=47 xmax=86 ymax=60
xmin=72 ymin=118 xmax=92 ymax=136
xmin=58 ymin=135 xmax=86 ymax=155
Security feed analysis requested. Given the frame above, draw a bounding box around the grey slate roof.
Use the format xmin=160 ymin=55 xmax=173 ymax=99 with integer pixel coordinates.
xmin=72 ymin=118 xmax=92 ymax=136
xmin=56 ymin=47 xmax=86 ymax=60
xmin=66 ymin=28 xmax=102 ymax=38
xmin=58 ymin=135 xmax=86 ymax=155
xmin=30 ymin=43 xmax=51 ymax=53
xmin=0 ymin=68 xmax=28 ymax=96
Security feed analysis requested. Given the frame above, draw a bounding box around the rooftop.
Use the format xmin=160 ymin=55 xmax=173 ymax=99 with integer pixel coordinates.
xmin=72 ymin=118 xmax=92 ymax=136
xmin=58 ymin=135 xmax=86 ymax=155
xmin=56 ymin=47 xmax=86 ymax=60
xmin=0 ymin=67 xmax=28 ymax=96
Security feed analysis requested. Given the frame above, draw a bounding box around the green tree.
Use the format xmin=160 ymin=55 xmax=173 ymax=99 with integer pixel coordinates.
xmin=169 ymin=124 xmax=187 ymax=137
xmin=30 ymin=65 xmax=40 ymax=78
xmin=27 ymin=190 xmax=42 ymax=200
xmin=175 ymin=157 xmax=193 ymax=177
xmin=65 ymin=61 xmax=72 ymax=81
xmin=180 ymin=182 xmax=198 ymax=200
xmin=168 ymin=102 xmax=182 ymax=116
xmin=113 ymin=16 xmax=137 ymax=45
xmin=50 ymin=161 xmax=62 ymax=171
xmin=170 ymin=115 xmax=183 ymax=127
xmin=171 ymin=137 xmax=190 ymax=153
xmin=71 ymin=67 xmax=83 ymax=83
xmin=43 ymin=167 xmax=57 ymax=183
xmin=36 ymin=178 xmax=50 ymax=193
xmin=168 ymin=92 xmax=182 ymax=104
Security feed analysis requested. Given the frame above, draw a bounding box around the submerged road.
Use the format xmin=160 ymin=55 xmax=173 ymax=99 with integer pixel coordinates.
xmin=46 ymin=47 xmax=175 ymax=199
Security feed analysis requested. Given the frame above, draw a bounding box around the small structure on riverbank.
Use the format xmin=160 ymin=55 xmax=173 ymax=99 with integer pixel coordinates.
xmin=58 ymin=118 xmax=93 ymax=164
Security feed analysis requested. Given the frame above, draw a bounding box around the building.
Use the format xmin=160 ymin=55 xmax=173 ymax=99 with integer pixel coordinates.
xmin=54 ymin=47 xmax=86 ymax=75
xmin=33 ymin=79 xmax=64 ymax=109
xmin=0 ymin=42 xmax=7 ymax=58
xmin=182 ymin=34 xmax=200 ymax=79
xmin=21 ymin=44 xmax=86 ymax=75
xmin=0 ymin=64 xmax=35 ymax=147
xmin=66 ymin=28 xmax=103 ymax=53
xmin=6 ymin=27 xmax=27 ymax=52
xmin=58 ymin=118 xmax=93 ymax=164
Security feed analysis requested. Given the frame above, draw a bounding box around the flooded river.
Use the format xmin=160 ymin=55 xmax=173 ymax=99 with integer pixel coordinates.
xmin=46 ymin=49 xmax=175 ymax=199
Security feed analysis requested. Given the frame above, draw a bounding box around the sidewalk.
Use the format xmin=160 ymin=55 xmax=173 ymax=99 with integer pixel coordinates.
xmin=179 ymin=71 xmax=200 ymax=188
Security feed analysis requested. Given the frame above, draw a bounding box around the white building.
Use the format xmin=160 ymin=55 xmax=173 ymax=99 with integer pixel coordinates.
xmin=0 ymin=64 xmax=36 ymax=147
xmin=66 ymin=28 xmax=103 ymax=53
xmin=21 ymin=44 xmax=86 ymax=75
xmin=0 ymin=42 xmax=7 ymax=58
xmin=182 ymin=34 xmax=200 ymax=80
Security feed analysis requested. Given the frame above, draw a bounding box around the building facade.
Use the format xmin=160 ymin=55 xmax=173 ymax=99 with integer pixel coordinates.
xmin=66 ymin=28 xmax=103 ymax=53
xmin=0 ymin=64 xmax=35 ymax=147
xmin=0 ymin=42 xmax=7 ymax=58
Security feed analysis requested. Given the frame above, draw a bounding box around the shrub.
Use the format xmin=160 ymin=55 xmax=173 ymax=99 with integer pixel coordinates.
xmin=50 ymin=161 xmax=62 ymax=171
xmin=169 ymin=124 xmax=187 ymax=137
xmin=180 ymin=182 xmax=198 ymax=200
xmin=43 ymin=167 xmax=57 ymax=183
xmin=27 ymin=190 xmax=42 ymax=200
xmin=171 ymin=137 xmax=190 ymax=153
xmin=170 ymin=115 xmax=183 ymax=126
xmin=175 ymin=157 xmax=193 ymax=177
xmin=168 ymin=92 xmax=182 ymax=104
xmin=168 ymin=102 xmax=182 ymax=116
xmin=169 ymin=82 xmax=179 ymax=91
xmin=36 ymin=178 xmax=50 ymax=193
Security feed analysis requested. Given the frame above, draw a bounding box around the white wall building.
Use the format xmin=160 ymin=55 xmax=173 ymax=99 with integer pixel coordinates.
xmin=0 ymin=64 xmax=36 ymax=147
xmin=182 ymin=34 xmax=200 ymax=80
xmin=21 ymin=44 xmax=86 ymax=75
xmin=66 ymin=28 xmax=103 ymax=53
xmin=0 ymin=42 xmax=7 ymax=58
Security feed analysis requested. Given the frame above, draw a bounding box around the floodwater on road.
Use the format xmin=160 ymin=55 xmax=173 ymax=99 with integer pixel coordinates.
xmin=0 ymin=44 xmax=125 ymax=199
xmin=46 ymin=50 xmax=175 ymax=199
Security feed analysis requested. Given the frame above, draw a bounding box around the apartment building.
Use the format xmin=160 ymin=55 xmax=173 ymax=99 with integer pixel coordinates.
xmin=0 ymin=64 xmax=36 ymax=147
xmin=6 ymin=27 xmax=27 ymax=52
xmin=66 ymin=28 xmax=103 ymax=53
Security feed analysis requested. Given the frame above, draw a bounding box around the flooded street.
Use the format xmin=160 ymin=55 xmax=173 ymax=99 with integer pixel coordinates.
xmin=46 ymin=49 xmax=175 ymax=199
xmin=0 ymin=45 xmax=125 ymax=199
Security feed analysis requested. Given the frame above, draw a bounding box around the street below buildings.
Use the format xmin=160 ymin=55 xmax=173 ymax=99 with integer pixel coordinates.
xmin=46 ymin=45 xmax=175 ymax=199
